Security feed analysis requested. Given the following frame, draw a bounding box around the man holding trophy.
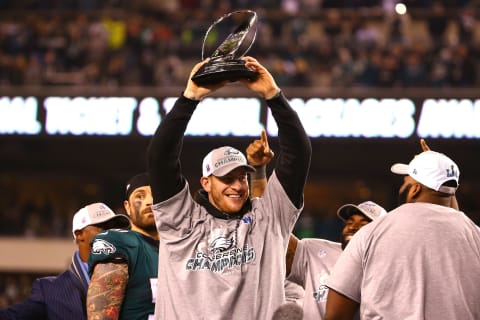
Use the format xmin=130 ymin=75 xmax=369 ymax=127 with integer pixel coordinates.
xmin=147 ymin=10 xmax=312 ymax=319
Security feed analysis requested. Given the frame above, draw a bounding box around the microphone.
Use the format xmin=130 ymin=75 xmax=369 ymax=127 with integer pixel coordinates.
xmin=271 ymin=302 xmax=304 ymax=320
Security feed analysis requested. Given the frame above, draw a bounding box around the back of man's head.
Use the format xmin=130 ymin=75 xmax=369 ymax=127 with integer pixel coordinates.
xmin=391 ymin=150 xmax=459 ymax=194
xmin=391 ymin=150 xmax=460 ymax=206
xmin=271 ymin=302 xmax=303 ymax=320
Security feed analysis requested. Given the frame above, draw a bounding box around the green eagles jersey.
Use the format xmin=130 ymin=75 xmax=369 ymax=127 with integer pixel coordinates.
xmin=89 ymin=229 xmax=159 ymax=320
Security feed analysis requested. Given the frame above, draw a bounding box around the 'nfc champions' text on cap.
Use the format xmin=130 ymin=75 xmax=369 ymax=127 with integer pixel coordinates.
xmin=202 ymin=146 xmax=256 ymax=177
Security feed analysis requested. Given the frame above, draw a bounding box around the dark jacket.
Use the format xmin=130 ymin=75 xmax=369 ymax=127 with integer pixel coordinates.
xmin=0 ymin=251 xmax=89 ymax=320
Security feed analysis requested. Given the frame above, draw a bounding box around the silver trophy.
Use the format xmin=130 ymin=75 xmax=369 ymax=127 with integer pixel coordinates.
xmin=191 ymin=10 xmax=259 ymax=86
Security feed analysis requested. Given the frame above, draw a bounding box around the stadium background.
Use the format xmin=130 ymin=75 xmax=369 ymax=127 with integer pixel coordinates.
xmin=1 ymin=0 xmax=480 ymax=307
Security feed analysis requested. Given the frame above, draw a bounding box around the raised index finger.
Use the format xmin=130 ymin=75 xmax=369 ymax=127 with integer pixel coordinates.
xmin=420 ymin=139 xmax=430 ymax=152
xmin=260 ymin=129 xmax=269 ymax=148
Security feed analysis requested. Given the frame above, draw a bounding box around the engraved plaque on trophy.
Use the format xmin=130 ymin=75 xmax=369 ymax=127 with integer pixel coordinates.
xmin=191 ymin=10 xmax=259 ymax=86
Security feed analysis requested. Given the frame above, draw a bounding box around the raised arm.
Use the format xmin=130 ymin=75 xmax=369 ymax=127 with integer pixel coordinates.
xmin=240 ymin=56 xmax=312 ymax=208
xmin=147 ymin=60 xmax=227 ymax=202
xmin=246 ymin=129 xmax=274 ymax=198
xmin=324 ymin=289 xmax=359 ymax=320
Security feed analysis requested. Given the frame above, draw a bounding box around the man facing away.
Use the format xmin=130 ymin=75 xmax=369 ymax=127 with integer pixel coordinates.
xmin=0 ymin=202 xmax=130 ymax=320
xmin=87 ymin=173 xmax=159 ymax=320
xmin=147 ymin=56 xmax=311 ymax=319
xmin=325 ymin=150 xmax=480 ymax=320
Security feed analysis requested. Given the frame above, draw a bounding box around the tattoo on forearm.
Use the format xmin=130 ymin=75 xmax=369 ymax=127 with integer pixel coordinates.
xmin=87 ymin=262 xmax=129 ymax=320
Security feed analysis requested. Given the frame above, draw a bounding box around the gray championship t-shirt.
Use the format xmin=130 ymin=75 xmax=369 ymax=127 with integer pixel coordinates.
xmin=287 ymin=238 xmax=342 ymax=319
xmin=152 ymin=172 xmax=302 ymax=320
xmin=326 ymin=202 xmax=480 ymax=319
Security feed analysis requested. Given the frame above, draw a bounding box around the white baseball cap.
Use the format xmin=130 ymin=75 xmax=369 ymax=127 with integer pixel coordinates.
xmin=202 ymin=146 xmax=255 ymax=177
xmin=337 ymin=201 xmax=387 ymax=222
xmin=390 ymin=150 xmax=459 ymax=195
xmin=72 ymin=202 xmax=131 ymax=239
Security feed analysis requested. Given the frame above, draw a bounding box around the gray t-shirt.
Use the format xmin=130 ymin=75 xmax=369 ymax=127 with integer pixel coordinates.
xmin=326 ymin=202 xmax=480 ymax=319
xmin=287 ymin=238 xmax=342 ymax=319
xmin=152 ymin=172 xmax=302 ymax=320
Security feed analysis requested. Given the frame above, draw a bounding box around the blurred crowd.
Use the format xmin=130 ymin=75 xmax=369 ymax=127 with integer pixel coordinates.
xmin=0 ymin=0 xmax=479 ymax=88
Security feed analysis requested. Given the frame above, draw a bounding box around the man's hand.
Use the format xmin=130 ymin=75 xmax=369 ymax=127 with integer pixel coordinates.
xmin=238 ymin=56 xmax=280 ymax=99
xmin=183 ymin=59 xmax=228 ymax=101
xmin=246 ymin=129 xmax=274 ymax=167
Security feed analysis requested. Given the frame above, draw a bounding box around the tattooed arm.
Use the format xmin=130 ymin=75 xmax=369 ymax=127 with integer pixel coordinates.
xmin=87 ymin=262 xmax=128 ymax=320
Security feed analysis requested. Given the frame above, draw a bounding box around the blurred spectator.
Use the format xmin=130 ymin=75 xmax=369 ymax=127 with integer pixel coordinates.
xmin=331 ymin=47 xmax=356 ymax=86
xmin=400 ymin=50 xmax=428 ymax=87
xmin=426 ymin=2 xmax=449 ymax=48
xmin=450 ymin=43 xmax=476 ymax=86
xmin=455 ymin=5 xmax=476 ymax=44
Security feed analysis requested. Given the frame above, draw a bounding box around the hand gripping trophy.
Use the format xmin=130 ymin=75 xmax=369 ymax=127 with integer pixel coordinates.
xmin=191 ymin=10 xmax=259 ymax=85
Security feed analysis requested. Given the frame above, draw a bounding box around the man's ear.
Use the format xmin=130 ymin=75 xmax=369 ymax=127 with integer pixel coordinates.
xmin=410 ymin=183 xmax=423 ymax=199
xmin=200 ymin=176 xmax=210 ymax=192
xmin=74 ymin=230 xmax=84 ymax=242
xmin=123 ymin=200 xmax=131 ymax=217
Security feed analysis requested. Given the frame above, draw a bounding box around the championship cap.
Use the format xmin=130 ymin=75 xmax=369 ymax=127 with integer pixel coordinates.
xmin=125 ymin=173 xmax=150 ymax=200
xmin=390 ymin=150 xmax=459 ymax=195
xmin=337 ymin=201 xmax=387 ymax=222
xmin=72 ymin=202 xmax=131 ymax=239
xmin=202 ymin=146 xmax=255 ymax=177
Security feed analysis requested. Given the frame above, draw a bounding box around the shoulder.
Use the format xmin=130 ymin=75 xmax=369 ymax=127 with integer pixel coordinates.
xmin=299 ymin=238 xmax=342 ymax=254
xmin=90 ymin=230 xmax=142 ymax=260
xmin=92 ymin=229 xmax=139 ymax=246
xmin=35 ymin=275 xmax=57 ymax=284
xmin=33 ymin=276 xmax=59 ymax=289
xmin=300 ymin=238 xmax=341 ymax=248
xmin=256 ymin=172 xmax=291 ymax=203
xmin=31 ymin=275 xmax=72 ymax=296
xmin=152 ymin=181 xmax=191 ymax=209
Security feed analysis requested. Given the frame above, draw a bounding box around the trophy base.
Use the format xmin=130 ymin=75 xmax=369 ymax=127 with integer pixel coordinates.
xmin=191 ymin=59 xmax=258 ymax=86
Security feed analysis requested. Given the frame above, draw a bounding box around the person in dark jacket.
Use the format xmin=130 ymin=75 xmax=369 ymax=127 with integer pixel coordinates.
xmin=0 ymin=202 xmax=130 ymax=320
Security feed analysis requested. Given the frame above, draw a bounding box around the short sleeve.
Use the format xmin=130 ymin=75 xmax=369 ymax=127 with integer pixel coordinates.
xmin=88 ymin=229 xmax=135 ymax=275
xmin=324 ymin=228 xmax=367 ymax=303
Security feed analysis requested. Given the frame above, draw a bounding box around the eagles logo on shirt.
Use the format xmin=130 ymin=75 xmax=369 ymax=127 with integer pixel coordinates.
xmin=185 ymin=235 xmax=256 ymax=273
xmin=209 ymin=236 xmax=234 ymax=255
xmin=92 ymin=239 xmax=116 ymax=255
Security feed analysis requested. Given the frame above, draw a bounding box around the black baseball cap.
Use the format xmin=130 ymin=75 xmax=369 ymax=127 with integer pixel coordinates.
xmin=125 ymin=173 xmax=150 ymax=200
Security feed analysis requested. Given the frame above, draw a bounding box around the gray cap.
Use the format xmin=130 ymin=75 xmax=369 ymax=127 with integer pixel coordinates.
xmin=337 ymin=201 xmax=387 ymax=222
xmin=202 ymin=146 xmax=255 ymax=177
xmin=72 ymin=202 xmax=131 ymax=239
